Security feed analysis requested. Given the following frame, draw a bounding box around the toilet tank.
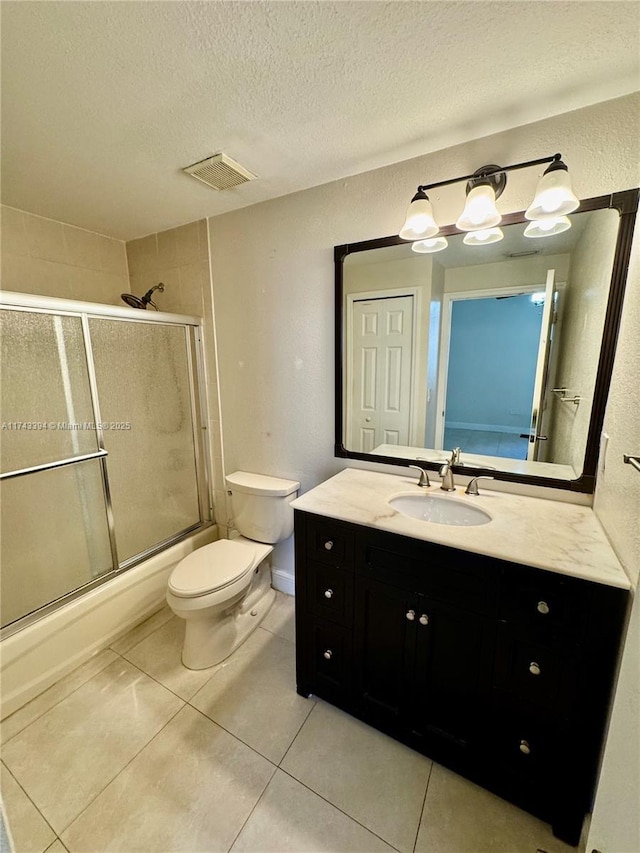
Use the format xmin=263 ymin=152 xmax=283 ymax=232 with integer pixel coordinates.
xmin=226 ymin=471 xmax=300 ymax=544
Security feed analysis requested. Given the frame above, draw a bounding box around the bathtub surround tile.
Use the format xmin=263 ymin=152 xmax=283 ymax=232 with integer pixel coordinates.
xmin=1 ymin=659 xmax=182 ymax=833
xmin=23 ymin=213 xmax=67 ymax=264
xmin=1 ymin=206 xmax=28 ymax=257
xmin=156 ymin=227 xmax=178 ymax=269
xmin=125 ymin=234 xmax=158 ymax=277
xmin=122 ymin=616 xmax=216 ymax=700
xmin=282 ymin=701 xmax=432 ymax=853
xmin=61 ymin=705 xmax=274 ymax=853
xmin=174 ymin=222 xmax=200 ymax=266
xmin=62 ymin=225 xmax=102 ymax=270
xmin=110 ymin=604 xmax=173 ymax=655
xmin=198 ymin=219 xmax=209 ymax=261
xmin=230 ymin=769 xmax=395 ymax=853
xmin=261 ymin=591 xmax=296 ymax=644
xmin=0 ymin=762 xmax=56 ymax=853
xmin=0 ymin=649 xmax=118 ymax=745
xmin=190 ymin=628 xmax=313 ymax=763
xmin=415 ymin=764 xmax=575 ymax=853
xmin=97 ymin=234 xmax=128 ymax=277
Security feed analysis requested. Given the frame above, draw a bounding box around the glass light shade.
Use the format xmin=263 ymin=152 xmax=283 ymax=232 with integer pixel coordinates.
xmin=456 ymin=184 xmax=502 ymax=231
xmin=399 ymin=193 xmax=439 ymax=241
xmin=462 ymin=227 xmax=504 ymax=246
xmin=411 ymin=236 xmax=448 ymax=254
xmin=525 ymin=168 xmax=579 ymax=219
xmin=524 ymin=216 xmax=572 ymax=239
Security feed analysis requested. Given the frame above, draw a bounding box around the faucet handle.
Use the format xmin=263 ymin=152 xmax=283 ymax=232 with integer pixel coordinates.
xmin=409 ymin=465 xmax=431 ymax=488
xmin=465 ymin=476 xmax=494 ymax=496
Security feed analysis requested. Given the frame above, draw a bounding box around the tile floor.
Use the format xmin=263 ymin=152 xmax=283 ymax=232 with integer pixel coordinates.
xmin=444 ymin=428 xmax=528 ymax=460
xmin=1 ymin=593 xmax=578 ymax=853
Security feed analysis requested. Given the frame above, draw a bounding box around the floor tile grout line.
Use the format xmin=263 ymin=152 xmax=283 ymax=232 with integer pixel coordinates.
xmin=276 ymin=766 xmax=404 ymax=853
xmin=56 ymin=701 xmax=186 ymax=839
xmin=411 ymin=760 xmax=434 ymax=853
xmin=185 ymin=701 xmax=283 ymax=769
xmin=0 ymin=651 xmax=117 ymax=748
xmin=113 ymin=648 xmax=218 ymax=705
xmin=0 ymin=759 xmax=59 ymax=841
xmin=225 ymin=762 xmax=279 ymax=853
xmin=276 ymin=695 xmax=318 ymax=768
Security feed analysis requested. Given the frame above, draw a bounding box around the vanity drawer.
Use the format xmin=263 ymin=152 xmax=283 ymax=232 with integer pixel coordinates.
xmin=307 ymin=560 xmax=354 ymax=626
xmin=493 ymin=625 xmax=580 ymax=718
xmin=499 ymin=566 xmax=588 ymax=638
xmin=304 ymin=619 xmax=353 ymax=697
xmin=357 ymin=529 xmax=500 ymax=615
xmin=490 ymin=713 xmax=565 ymax=781
xmin=305 ymin=516 xmax=355 ymax=569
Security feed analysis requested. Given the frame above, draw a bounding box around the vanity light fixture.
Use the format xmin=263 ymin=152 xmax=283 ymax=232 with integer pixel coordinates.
xmin=523 ymin=215 xmax=572 ymax=239
xmin=411 ymin=236 xmax=449 ymax=253
xmin=462 ymin=227 xmax=504 ymax=246
xmin=400 ymin=153 xmax=578 ymax=247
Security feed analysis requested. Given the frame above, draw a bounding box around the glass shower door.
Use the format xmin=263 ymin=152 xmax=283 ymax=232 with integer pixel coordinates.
xmin=88 ymin=318 xmax=203 ymax=563
xmin=0 ymin=309 xmax=115 ymax=629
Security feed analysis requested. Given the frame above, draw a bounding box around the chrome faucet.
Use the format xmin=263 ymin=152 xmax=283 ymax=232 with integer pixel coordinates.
xmin=409 ymin=465 xmax=431 ymax=488
xmin=465 ymin=476 xmax=495 ymax=496
xmin=439 ymin=447 xmax=460 ymax=492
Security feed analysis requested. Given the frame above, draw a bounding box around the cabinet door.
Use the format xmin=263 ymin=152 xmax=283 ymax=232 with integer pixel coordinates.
xmin=410 ymin=596 xmax=494 ymax=748
xmin=353 ymin=576 xmax=417 ymax=727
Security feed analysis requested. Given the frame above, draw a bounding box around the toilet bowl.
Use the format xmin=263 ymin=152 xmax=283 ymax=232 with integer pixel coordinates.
xmin=167 ymin=471 xmax=299 ymax=669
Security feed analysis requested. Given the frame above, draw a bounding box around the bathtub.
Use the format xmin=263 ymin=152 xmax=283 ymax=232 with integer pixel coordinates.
xmin=0 ymin=526 xmax=217 ymax=719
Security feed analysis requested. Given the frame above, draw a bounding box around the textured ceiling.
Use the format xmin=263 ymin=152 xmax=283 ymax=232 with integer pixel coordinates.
xmin=1 ymin=1 xmax=638 ymax=240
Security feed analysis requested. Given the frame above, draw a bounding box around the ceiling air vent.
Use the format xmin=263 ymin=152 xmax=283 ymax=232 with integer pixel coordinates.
xmin=183 ymin=153 xmax=256 ymax=191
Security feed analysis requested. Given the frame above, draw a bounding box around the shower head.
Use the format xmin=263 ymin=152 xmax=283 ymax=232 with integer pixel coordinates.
xmin=120 ymin=283 xmax=165 ymax=310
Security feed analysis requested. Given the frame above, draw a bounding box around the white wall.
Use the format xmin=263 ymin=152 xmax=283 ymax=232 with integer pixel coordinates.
xmin=207 ymin=92 xmax=639 ymax=848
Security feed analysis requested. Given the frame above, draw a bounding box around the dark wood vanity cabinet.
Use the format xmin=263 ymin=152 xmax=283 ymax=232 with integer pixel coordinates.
xmin=294 ymin=511 xmax=628 ymax=847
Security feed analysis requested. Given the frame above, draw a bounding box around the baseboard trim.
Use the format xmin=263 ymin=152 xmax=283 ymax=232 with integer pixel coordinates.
xmin=271 ymin=567 xmax=295 ymax=596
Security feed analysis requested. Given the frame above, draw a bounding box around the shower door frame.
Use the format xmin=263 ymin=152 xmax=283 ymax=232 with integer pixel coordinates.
xmin=0 ymin=291 xmax=213 ymax=638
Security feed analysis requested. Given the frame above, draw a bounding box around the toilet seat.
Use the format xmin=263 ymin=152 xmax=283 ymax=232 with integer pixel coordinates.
xmin=168 ymin=539 xmax=258 ymax=598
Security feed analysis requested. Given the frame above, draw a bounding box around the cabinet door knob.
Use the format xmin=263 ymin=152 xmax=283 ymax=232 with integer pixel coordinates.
xmin=406 ymin=610 xmax=416 ymax=621
xmin=324 ymin=540 xmax=334 ymax=551
xmin=536 ymin=600 xmax=550 ymax=615
xmin=324 ymin=588 xmax=334 ymax=599
xmin=323 ymin=649 xmax=333 ymax=660
xmin=519 ymin=739 xmax=531 ymax=755
xmin=529 ymin=661 xmax=541 ymax=676
xmin=419 ymin=614 xmax=429 ymax=626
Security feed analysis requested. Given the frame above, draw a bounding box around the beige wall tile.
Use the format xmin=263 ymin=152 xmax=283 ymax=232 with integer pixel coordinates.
xmin=98 ymin=235 xmax=128 ymax=277
xmin=198 ymin=219 xmax=209 ymax=261
xmin=67 ymin=268 xmax=127 ymax=305
xmin=1 ymin=254 xmax=73 ymax=299
xmin=63 ymin=225 xmax=102 ymax=270
xmin=126 ymin=234 xmax=158 ymax=277
xmin=157 ymin=228 xmax=178 ymax=269
xmin=23 ymin=213 xmax=67 ymax=264
xmin=176 ymin=262 xmax=205 ymax=316
xmin=1 ymin=206 xmax=28 ymax=257
xmin=175 ymin=222 xmax=199 ymax=266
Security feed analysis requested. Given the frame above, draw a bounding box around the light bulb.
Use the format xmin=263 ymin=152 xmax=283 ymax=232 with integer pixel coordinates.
xmin=411 ymin=236 xmax=448 ymax=254
xmin=463 ymin=227 xmax=504 ymax=246
xmin=524 ymin=216 xmax=571 ymax=238
xmin=456 ymin=184 xmax=502 ymax=231
xmin=399 ymin=191 xmax=439 ymax=240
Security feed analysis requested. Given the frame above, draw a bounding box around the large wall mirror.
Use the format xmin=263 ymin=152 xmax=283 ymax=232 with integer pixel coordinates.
xmin=335 ymin=190 xmax=638 ymax=492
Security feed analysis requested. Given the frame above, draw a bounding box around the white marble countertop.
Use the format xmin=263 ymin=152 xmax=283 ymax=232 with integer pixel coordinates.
xmin=291 ymin=468 xmax=630 ymax=590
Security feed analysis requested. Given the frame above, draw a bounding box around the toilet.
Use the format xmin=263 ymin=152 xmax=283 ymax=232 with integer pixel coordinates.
xmin=166 ymin=471 xmax=300 ymax=670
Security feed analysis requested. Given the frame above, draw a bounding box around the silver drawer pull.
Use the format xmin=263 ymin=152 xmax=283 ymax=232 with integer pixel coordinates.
xmin=324 ymin=588 xmax=334 ymax=599
xmin=323 ymin=649 xmax=333 ymax=660
xmin=406 ymin=610 xmax=416 ymax=621
xmin=519 ymin=739 xmax=531 ymax=755
xmin=419 ymin=614 xmax=429 ymax=626
xmin=529 ymin=661 xmax=541 ymax=676
xmin=324 ymin=540 xmax=334 ymax=551
xmin=537 ymin=600 xmax=550 ymax=615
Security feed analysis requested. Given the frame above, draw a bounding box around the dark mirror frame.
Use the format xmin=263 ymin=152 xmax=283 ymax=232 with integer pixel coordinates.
xmin=335 ymin=189 xmax=639 ymax=493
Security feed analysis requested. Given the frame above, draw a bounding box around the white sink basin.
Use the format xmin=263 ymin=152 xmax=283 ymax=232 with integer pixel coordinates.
xmin=389 ymin=494 xmax=491 ymax=527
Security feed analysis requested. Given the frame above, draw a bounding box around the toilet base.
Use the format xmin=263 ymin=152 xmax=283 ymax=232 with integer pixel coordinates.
xmin=181 ymin=562 xmax=276 ymax=670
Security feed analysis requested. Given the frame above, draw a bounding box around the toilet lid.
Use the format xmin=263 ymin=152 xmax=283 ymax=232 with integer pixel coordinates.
xmin=168 ymin=540 xmax=256 ymax=598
